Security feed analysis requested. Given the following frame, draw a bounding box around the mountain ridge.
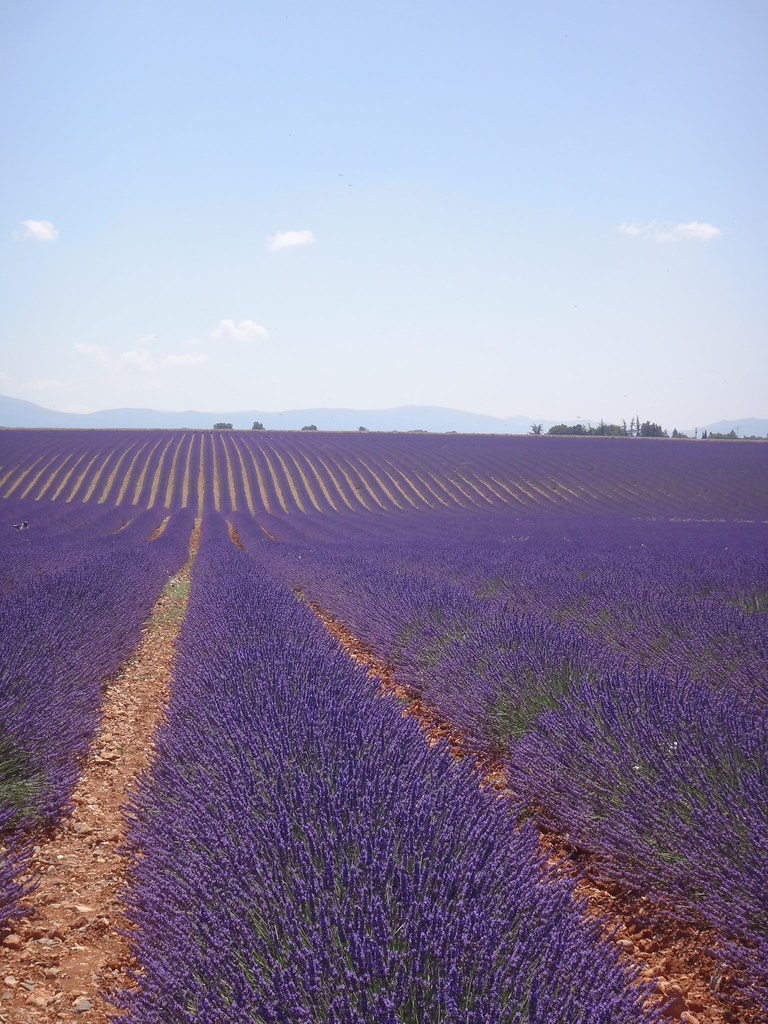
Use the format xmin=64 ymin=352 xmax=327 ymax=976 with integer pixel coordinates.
xmin=0 ymin=394 xmax=765 ymax=437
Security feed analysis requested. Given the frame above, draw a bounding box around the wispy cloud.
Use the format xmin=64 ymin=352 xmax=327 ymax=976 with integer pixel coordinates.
xmin=667 ymin=221 xmax=721 ymax=242
xmin=618 ymin=220 xmax=721 ymax=242
xmin=211 ymin=319 xmax=269 ymax=343
xmin=121 ymin=350 xmax=155 ymax=371
xmin=137 ymin=333 xmax=158 ymax=346
xmin=20 ymin=219 xmax=59 ymax=241
xmin=162 ymin=352 xmax=209 ymax=367
xmin=75 ymin=342 xmax=109 ymax=362
xmin=267 ymin=229 xmax=316 ymax=251
xmin=27 ymin=376 xmax=64 ymax=391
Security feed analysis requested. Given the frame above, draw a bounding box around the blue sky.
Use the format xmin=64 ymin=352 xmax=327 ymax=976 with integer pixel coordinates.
xmin=2 ymin=0 xmax=766 ymax=429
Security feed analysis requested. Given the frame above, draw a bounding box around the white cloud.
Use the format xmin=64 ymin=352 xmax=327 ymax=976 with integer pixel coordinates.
xmin=137 ymin=333 xmax=158 ymax=346
xmin=668 ymin=221 xmax=721 ymax=242
xmin=121 ymin=350 xmax=155 ymax=371
xmin=20 ymin=219 xmax=59 ymax=241
xmin=267 ymin=229 xmax=316 ymax=251
xmin=618 ymin=220 xmax=721 ymax=242
xmin=75 ymin=342 xmax=109 ymax=362
xmin=183 ymin=337 xmax=202 ymax=347
xmin=211 ymin=319 xmax=269 ymax=343
xmin=162 ymin=352 xmax=209 ymax=367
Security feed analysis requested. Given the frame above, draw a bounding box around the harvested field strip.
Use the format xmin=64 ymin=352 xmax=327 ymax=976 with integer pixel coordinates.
xmin=310 ymin=604 xmax=753 ymax=1024
xmin=473 ymin=474 xmax=515 ymax=505
xmin=163 ymin=435 xmax=185 ymax=509
xmin=452 ymin=469 xmax=497 ymax=506
xmin=49 ymin=455 xmax=87 ymax=502
xmin=403 ymin=465 xmax=452 ymax=508
xmin=311 ymin=450 xmax=366 ymax=511
xmin=181 ymin=433 xmax=195 ymax=509
xmin=0 ymin=463 xmax=20 ymax=491
xmin=131 ymin=438 xmax=162 ymax=506
xmin=196 ymin=433 xmax=206 ymax=514
xmin=209 ymin=432 xmax=221 ymax=512
xmin=369 ymin=457 xmax=421 ymax=509
xmin=66 ymin=451 xmax=103 ymax=503
xmin=98 ymin=444 xmax=136 ymax=505
xmin=19 ymin=453 xmax=62 ymax=500
xmin=147 ymin=436 xmax=174 ymax=509
xmin=255 ymin=444 xmax=289 ymax=514
xmin=546 ymin=477 xmax=584 ymax=501
xmin=115 ymin=443 xmax=149 ymax=506
xmin=290 ymin=450 xmax=331 ymax=512
xmin=353 ymin=456 xmax=403 ymax=510
xmin=242 ymin=441 xmax=271 ymax=514
xmin=0 ymin=518 xmax=200 ymax=1024
xmin=285 ymin=450 xmax=323 ymax=512
xmin=316 ymin=455 xmax=356 ymax=511
xmin=492 ymin=474 xmax=545 ymax=507
xmin=35 ymin=454 xmax=76 ymax=502
xmin=3 ymin=455 xmax=45 ymax=499
xmin=379 ymin=457 xmax=435 ymax=509
xmin=516 ymin=474 xmax=571 ymax=508
xmin=422 ymin=467 xmax=475 ymax=509
xmin=83 ymin=450 xmax=118 ymax=504
xmin=228 ymin=435 xmax=256 ymax=516
xmin=218 ymin=435 xmax=238 ymax=512
xmin=437 ymin=468 xmax=483 ymax=508
xmin=335 ymin=454 xmax=385 ymax=510
xmin=267 ymin=444 xmax=306 ymax=513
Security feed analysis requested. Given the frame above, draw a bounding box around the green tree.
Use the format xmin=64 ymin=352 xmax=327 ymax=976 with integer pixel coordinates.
xmin=252 ymin=420 xmax=265 ymax=430
xmin=639 ymin=420 xmax=666 ymax=438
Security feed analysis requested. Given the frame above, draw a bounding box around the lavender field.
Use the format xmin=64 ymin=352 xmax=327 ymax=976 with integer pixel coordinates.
xmin=1 ymin=429 xmax=766 ymax=1022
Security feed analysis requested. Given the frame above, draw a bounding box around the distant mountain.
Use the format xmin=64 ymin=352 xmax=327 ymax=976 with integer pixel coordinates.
xmin=0 ymin=395 xmax=547 ymax=434
xmin=704 ymin=418 xmax=768 ymax=438
xmin=1 ymin=395 xmax=765 ymax=437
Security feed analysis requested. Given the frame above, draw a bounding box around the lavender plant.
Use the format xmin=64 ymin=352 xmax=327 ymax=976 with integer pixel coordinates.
xmin=117 ymin=515 xmax=660 ymax=1024
xmin=0 ymin=507 xmax=192 ymax=927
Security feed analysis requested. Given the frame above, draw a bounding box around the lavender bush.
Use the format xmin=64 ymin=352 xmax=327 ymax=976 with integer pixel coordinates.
xmin=0 ymin=507 xmax=192 ymax=927
xmin=117 ymin=514 xmax=660 ymax=1024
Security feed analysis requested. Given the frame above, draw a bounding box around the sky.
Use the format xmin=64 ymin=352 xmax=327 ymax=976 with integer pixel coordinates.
xmin=1 ymin=0 xmax=766 ymax=429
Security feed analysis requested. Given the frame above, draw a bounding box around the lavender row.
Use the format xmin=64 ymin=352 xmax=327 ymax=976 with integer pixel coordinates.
xmin=0 ymin=500 xmax=175 ymax=598
xmin=228 ymin=512 xmax=768 ymax=1011
xmin=0 ymin=508 xmax=192 ymax=928
xmin=3 ymin=429 xmax=768 ymax=519
xmin=237 ymin=512 xmax=768 ymax=706
xmin=117 ymin=513 xmax=660 ymax=1024
xmin=508 ymin=668 xmax=768 ymax=1013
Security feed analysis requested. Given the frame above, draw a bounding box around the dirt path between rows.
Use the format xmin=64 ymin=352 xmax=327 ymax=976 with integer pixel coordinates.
xmin=0 ymin=521 xmax=200 ymax=1023
xmin=310 ymin=601 xmax=756 ymax=1024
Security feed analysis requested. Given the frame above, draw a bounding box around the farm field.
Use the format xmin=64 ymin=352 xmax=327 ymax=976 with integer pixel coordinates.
xmin=0 ymin=429 xmax=767 ymax=1023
